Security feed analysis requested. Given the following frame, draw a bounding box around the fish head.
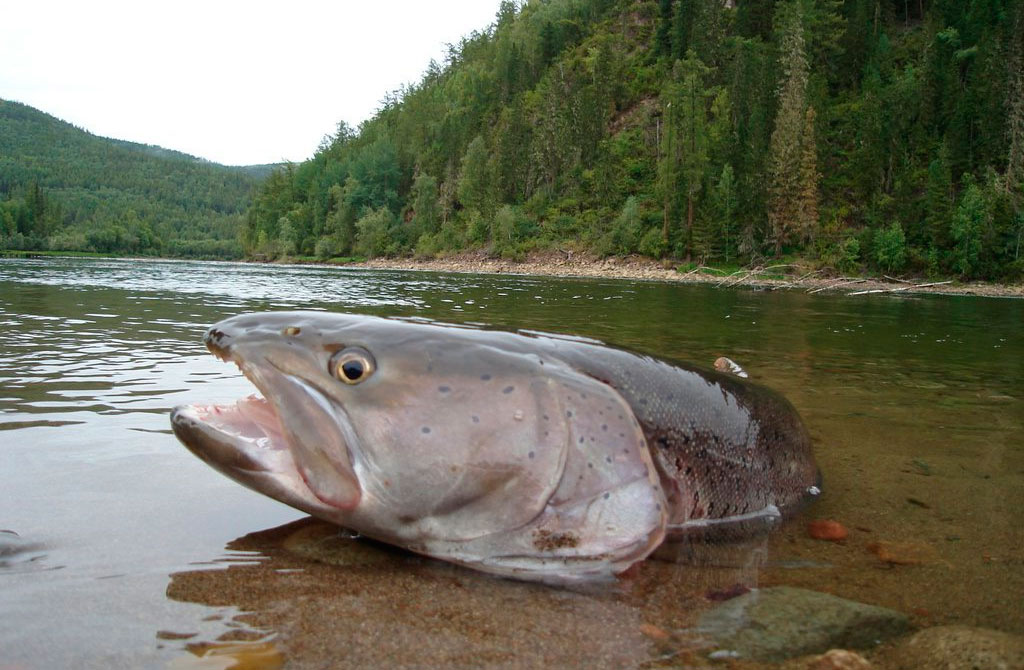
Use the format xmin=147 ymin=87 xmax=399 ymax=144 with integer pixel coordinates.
xmin=171 ymin=311 xmax=592 ymax=544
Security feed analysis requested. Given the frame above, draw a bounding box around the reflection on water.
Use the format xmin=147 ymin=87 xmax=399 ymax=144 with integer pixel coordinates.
xmin=163 ymin=518 xmax=767 ymax=669
xmin=0 ymin=257 xmax=1022 ymax=669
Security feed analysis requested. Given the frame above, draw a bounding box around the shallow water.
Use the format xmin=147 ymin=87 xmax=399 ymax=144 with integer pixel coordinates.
xmin=0 ymin=257 xmax=1021 ymax=669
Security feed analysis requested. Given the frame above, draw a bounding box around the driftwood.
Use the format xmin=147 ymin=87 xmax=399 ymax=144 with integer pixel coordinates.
xmin=716 ymin=264 xmax=799 ymax=288
xmin=806 ymin=277 xmax=868 ymax=294
xmin=847 ymin=280 xmax=953 ymax=296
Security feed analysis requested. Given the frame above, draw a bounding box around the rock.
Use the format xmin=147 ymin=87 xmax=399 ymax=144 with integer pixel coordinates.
xmin=697 ymin=586 xmax=911 ymax=663
xmin=865 ymin=541 xmax=936 ymax=565
xmin=878 ymin=625 xmax=1024 ymax=670
xmin=808 ymin=520 xmax=849 ymax=541
xmin=796 ymin=649 xmax=873 ymax=669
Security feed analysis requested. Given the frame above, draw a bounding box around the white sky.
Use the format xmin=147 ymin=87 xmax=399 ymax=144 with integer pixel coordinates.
xmin=1 ymin=0 xmax=506 ymax=166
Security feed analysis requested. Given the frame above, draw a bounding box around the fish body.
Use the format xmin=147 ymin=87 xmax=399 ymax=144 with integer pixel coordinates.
xmin=171 ymin=312 xmax=819 ymax=582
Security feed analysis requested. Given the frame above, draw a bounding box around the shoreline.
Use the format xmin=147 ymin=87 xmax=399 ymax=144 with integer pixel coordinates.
xmin=8 ymin=250 xmax=1023 ymax=297
xmin=342 ymin=251 xmax=1024 ymax=299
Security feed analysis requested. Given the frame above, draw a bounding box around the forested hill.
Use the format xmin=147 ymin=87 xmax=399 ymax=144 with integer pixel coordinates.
xmin=246 ymin=0 xmax=1023 ymax=279
xmin=0 ymin=99 xmax=272 ymax=258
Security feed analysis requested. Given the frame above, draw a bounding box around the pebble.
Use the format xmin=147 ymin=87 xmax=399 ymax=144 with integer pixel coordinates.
xmin=808 ymin=520 xmax=849 ymax=541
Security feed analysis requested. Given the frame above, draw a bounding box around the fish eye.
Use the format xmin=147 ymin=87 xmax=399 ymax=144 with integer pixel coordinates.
xmin=330 ymin=347 xmax=375 ymax=385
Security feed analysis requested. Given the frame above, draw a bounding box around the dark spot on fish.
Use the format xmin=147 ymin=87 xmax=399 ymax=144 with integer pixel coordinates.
xmin=438 ymin=385 xmax=451 ymax=393
xmin=587 ymin=462 xmax=593 ymax=469
xmin=566 ymin=410 xmax=573 ymax=418
xmin=605 ymin=456 xmax=612 ymax=464
xmin=542 ymin=414 xmax=549 ymax=421
xmin=601 ymin=424 xmax=607 ymax=431
xmin=421 ymin=426 xmax=431 ymax=434
xmin=580 ymin=392 xmax=587 ymax=399
xmin=603 ymin=492 xmax=610 ymax=499
xmin=471 ymin=416 xmax=480 ymax=423
xmin=619 ymin=433 xmax=625 ymax=438
xmin=481 ymin=373 xmax=492 ymax=381
xmin=528 ymin=451 xmax=535 ymax=459
xmin=533 ymin=529 xmax=579 ymax=551
xmin=503 ymin=386 xmax=515 ymax=394
xmin=579 ymin=437 xmax=584 ymax=444
xmin=638 ymin=398 xmax=648 ymax=405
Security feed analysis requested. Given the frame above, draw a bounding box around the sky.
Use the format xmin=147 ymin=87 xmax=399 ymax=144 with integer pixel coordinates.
xmin=1 ymin=0 xmax=506 ymax=166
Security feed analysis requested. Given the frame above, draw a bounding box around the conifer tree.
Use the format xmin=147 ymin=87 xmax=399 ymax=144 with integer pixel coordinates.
xmin=796 ymin=106 xmax=820 ymax=244
xmin=1005 ymin=1 xmax=1024 ymax=197
xmin=925 ymin=144 xmax=954 ymax=252
xmin=766 ymin=0 xmax=810 ymax=256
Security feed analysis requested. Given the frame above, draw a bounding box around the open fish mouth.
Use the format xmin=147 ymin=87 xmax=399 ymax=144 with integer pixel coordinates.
xmin=171 ymin=380 xmax=304 ymax=492
xmin=171 ymin=336 xmax=362 ymax=513
xmin=173 ymin=393 xmax=287 ymax=470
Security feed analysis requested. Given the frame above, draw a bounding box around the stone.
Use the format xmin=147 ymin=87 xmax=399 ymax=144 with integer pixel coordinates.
xmin=697 ymin=586 xmax=911 ymax=662
xmin=798 ymin=649 xmax=873 ymax=669
xmin=878 ymin=625 xmax=1024 ymax=670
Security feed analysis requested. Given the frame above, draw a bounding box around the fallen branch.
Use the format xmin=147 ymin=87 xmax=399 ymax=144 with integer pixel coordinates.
xmin=806 ymin=278 xmax=867 ymax=294
xmin=848 ymin=280 xmax=953 ymax=296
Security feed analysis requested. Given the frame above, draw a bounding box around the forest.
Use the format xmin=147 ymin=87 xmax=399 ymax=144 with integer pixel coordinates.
xmin=0 ymin=100 xmax=269 ymax=259
xmin=244 ymin=0 xmax=1024 ymax=279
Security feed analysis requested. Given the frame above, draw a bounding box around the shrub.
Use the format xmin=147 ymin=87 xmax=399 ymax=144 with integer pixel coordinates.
xmin=873 ymin=221 xmax=907 ymax=273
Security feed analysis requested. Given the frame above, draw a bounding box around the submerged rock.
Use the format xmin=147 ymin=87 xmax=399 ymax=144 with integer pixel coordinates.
xmin=785 ymin=649 xmax=873 ymax=669
xmin=697 ymin=586 xmax=911 ymax=662
xmin=878 ymin=625 xmax=1024 ymax=669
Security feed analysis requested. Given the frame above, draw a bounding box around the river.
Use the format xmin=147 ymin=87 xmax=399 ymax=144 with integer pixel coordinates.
xmin=1 ymin=257 xmax=1021 ymax=668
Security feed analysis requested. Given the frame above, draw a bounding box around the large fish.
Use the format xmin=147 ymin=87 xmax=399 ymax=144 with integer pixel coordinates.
xmin=171 ymin=312 xmax=819 ymax=582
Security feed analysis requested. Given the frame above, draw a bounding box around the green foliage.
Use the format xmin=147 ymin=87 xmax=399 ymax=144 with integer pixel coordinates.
xmin=596 ymin=196 xmax=644 ymax=257
xmin=950 ymin=180 xmax=986 ymax=278
xmin=233 ymin=0 xmax=1023 ymax=279
xmin=354 ymin=207 xmax=400 ymax=258
xmin=873 ymin=221 xmax=908 ymax=273
xmin=0 ymin=99 xmax=258 ymax=258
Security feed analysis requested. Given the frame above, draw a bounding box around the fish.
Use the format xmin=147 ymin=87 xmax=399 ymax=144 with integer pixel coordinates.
xmin=171 ymin=311 xmax=820 ymax=583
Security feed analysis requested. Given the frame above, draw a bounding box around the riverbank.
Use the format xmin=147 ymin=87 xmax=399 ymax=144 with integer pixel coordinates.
xmin=346 ymin=251 xmax=1024 ymax=298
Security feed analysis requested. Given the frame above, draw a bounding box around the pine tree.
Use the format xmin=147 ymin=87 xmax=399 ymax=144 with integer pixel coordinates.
xmin=767 ymin=0 xmax=810 ymax=256
xmin=1005 ymin=1 xmax=1024 ymax=198
xmin=795 ymin=106 xmax=820 ymax=244
xmin=654 ymin=0 xmax=674 ymax=58
xmin=457 ymin=136 xmax=492 ymax=215
xmin=408 ymin=171 xmax=440 ymax=242
xmin=924 ymin=144 xmax=954 ymax=252
xmin=950 ymin=179 xmax=986 ymax=277
xmin=710 ymin=163 xmax=739 ymax=262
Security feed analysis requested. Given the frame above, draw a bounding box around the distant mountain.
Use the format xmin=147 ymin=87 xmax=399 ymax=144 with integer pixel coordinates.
xmin=0 ymin=99 xmax=282 ymax=258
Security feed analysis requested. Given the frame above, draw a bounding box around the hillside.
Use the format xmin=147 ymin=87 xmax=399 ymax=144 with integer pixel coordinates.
xmin=245 ymin=0 xmax=1023 ymax=280
xmin=0 ymin=99 xmax=270 ymax=258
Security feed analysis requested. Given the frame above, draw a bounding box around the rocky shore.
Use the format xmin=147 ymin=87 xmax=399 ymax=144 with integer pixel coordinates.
xmin=341 ymin=251 xmax=1024 ymax=299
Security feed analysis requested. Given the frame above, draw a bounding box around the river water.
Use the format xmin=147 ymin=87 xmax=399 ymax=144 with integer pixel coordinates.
xmin=0 ymin=257 xmax=1021 ymax=669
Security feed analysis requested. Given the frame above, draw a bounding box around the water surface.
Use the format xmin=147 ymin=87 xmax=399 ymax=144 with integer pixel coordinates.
xmin=1 ymin=257 xmax=1021 ymax=668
